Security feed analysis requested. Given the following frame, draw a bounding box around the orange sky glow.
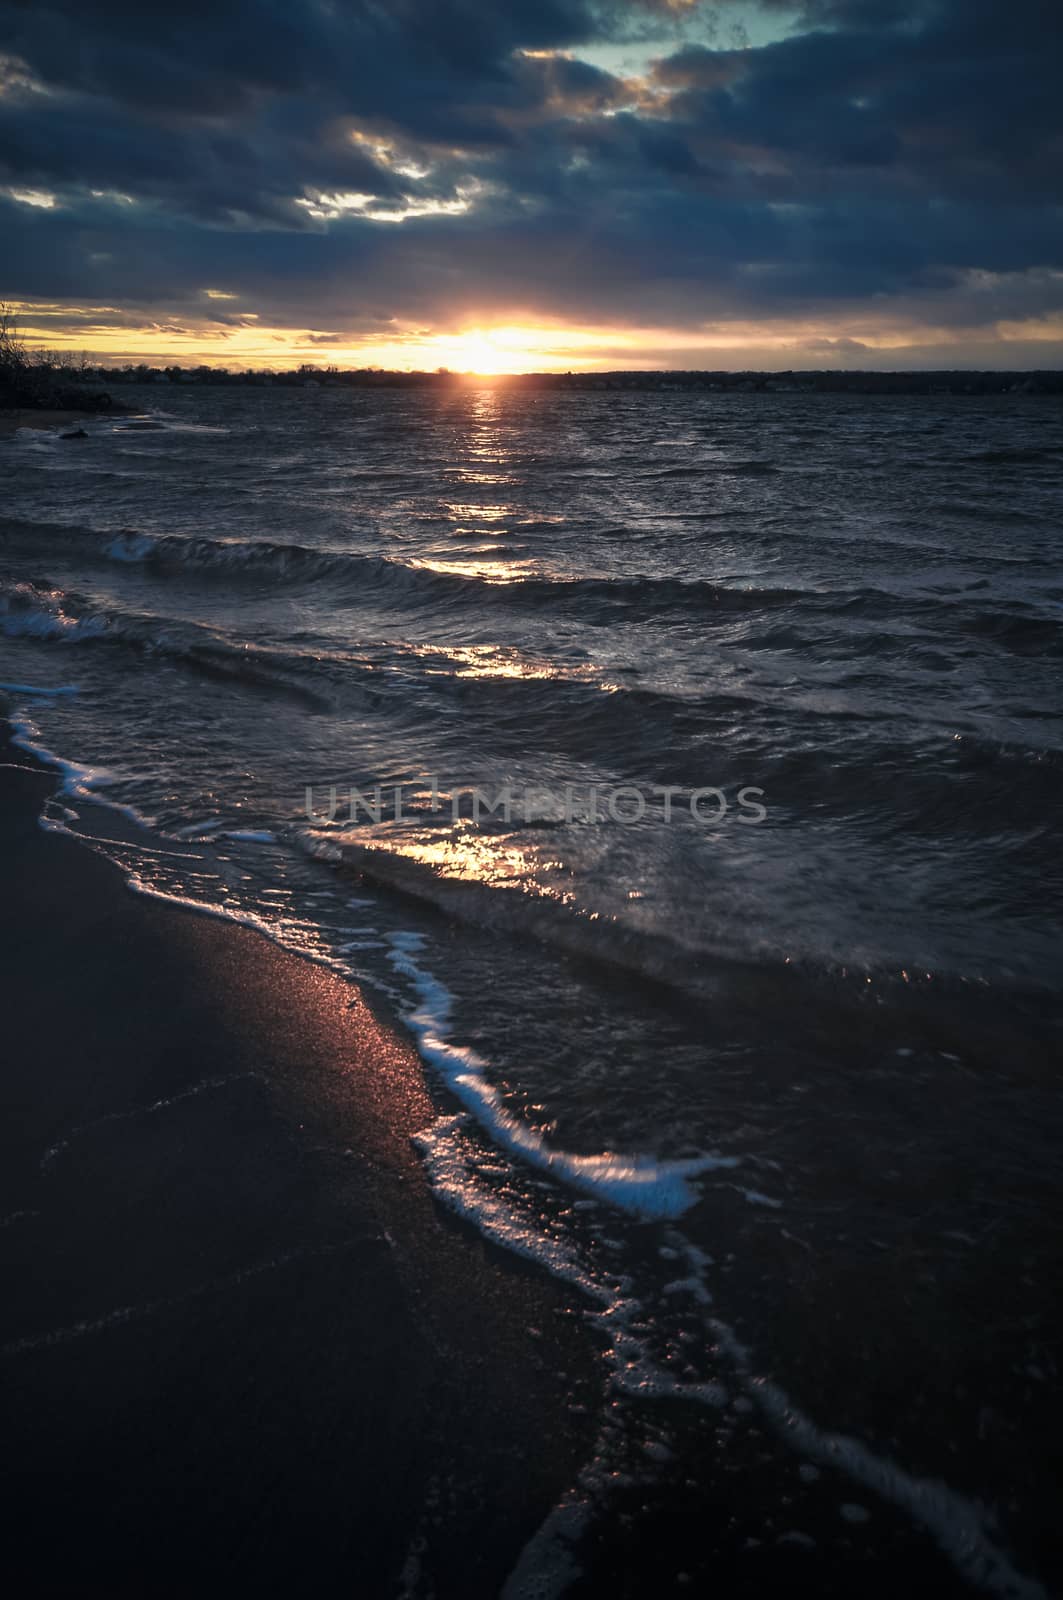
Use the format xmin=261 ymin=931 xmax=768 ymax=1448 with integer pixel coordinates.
xmin=10 ymin=299 xmax=1063 ymax=374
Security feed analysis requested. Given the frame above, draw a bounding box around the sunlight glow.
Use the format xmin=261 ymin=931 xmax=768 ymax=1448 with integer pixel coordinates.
xmin=409 ymin=324 xmax=623 ymax=374
xmin=349 ymin=822 xmax=576 ymax=906
xmin=11 ymin=296 xmax=1058 ymax=373
xmin=6 ymin=187 xmax=56 ymax=208
xmin=296 ymin=187 xmax=476 ymax=223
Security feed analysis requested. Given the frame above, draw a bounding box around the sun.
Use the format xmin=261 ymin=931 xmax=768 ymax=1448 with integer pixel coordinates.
xmin=431 ymin=328 xmax=536 ymax=375
xmin=448 ymin=333 xmax=508 ymax=374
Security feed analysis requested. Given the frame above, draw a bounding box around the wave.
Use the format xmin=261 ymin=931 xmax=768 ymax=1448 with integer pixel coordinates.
xmin=304 ymin=816 xmax=933 ymax=1006
xmin=302 ymin=826 xmax=766 ymax=997
xmin=0 ymin=514 xmax=823 ymax=617
xmin=12 ymin=517 xmax=1058 ymax=651
xmin=0 ymin=571 xmax=783 ymax=755
xmin=6 ymin=572 xmax=1059 ymax=796
xmin=955 ymin=605 xmax=1063 ymax=654
xmin=0 ymin=583 xmax=107 ymax=642
xmin=13 ymin=514 xmax=1059 ymax=653
xmin=0 ymin=580 xmax=330 ymax=710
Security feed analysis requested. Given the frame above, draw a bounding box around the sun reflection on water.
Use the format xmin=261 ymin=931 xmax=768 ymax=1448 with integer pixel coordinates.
xmin=408 ymin=555 xmax=537 ymax=583
xmin=396 ymin=641 xmax=618 ymax=688
xmin=352 ymin=822 xmax=577 ymax=904
xmin=443 ymin=502 xmax=509 ymax=521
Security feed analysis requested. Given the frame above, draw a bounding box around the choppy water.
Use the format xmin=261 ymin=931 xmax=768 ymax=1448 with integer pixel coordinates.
xmin=2 ymin=386 xmax=1062 ymax=1592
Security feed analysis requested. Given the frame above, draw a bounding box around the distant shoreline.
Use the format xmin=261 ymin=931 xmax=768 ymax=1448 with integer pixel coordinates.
xmin=68 ymin=366 xmax=1063 ymax=396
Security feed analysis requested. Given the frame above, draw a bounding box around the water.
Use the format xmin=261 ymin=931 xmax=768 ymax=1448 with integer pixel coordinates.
xmin=2 ymin=386 xmax=1061 ymax=1592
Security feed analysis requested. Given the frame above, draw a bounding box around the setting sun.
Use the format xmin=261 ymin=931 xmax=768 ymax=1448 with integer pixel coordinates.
xmin=437 ymin=330 xmax=513 ymax=374
xmin=412 ymin=324 xmax=605 ymax=374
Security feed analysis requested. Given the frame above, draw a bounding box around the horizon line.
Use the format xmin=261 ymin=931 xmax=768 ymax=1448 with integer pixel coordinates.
xmin=70 ymin=362 xmax=1063 ymax=378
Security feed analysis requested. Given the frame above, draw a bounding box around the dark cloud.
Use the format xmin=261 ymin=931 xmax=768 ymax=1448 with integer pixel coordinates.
xmin=0 ymin=0 xmax=1060 ymax=357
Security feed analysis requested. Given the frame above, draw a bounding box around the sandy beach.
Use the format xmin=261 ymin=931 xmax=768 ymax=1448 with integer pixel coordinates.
xmin=0 ymin=733 xmax=600 ymax=1596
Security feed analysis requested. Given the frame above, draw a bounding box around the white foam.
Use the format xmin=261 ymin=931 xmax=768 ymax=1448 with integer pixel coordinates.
xmin=415 ymin=1111 xmax=1045 ymax=1600
xmin=10 ymin=425 xmax=63 ymax=450
xmin=121 ymin=872 xmax=366 ymax=985
xmin=0 ymin=681 xmax=79 ymax=697
xmin=38 ymin=809 xmax=198 ymax=859
xmin=492 ymin=1186 xmax=1049 ymax=1600
xmin=0 ymin=604 xmax=104 ymax=641
xmin=0 ymin=1210 xmax=39 ymax=1231
xmin=10 ymin=717 xmax=115 ymax=797
xmin=732 ymin=1365 xmax=1043 ymax=1597
xmin=414 ymin=1115 xmax=599 ymax=1291
xmin=8 ymin=716 xmax=157 ymax=829
xmin=734 ymin=1186 xmax=783 ymax=1209
xmin=155 ymin=418 xmax=230 ymax=435
xmin=390 ymin=931 xmax=736 ymax=1221
xmin=501 ymin=1501 xmax=591 ymax=1600
xmin=652 ymin=1241 xmax=1047 ymax=1600
xmin=104 ymin=532 xmax=155 ymax=563
xmin=125 ymin=875 xmax=296 ymax=943
xmin=226 ymin=829 xmax=277 ymax=844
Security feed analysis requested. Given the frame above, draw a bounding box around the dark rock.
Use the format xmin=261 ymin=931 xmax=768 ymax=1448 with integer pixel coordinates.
xmin=60 ymin=428 xmax=89 ymax=439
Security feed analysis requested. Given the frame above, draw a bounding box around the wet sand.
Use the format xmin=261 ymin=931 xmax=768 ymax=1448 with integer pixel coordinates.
xmin=0 ymin=738 xmax=600 ymax=1597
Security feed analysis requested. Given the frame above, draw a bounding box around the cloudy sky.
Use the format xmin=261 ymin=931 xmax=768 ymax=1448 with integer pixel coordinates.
xmin=1 ymin=0 xmax=1061 ymax=370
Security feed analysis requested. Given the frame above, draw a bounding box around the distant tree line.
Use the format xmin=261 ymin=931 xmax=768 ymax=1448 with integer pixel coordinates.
xmin=85 ymin=362 xmax=1063 ymax=395
xmin=0 ymin=305 xmax=115 ymax=411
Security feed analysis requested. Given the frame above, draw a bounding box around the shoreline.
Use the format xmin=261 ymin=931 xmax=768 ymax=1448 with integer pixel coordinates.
xmin=2 ymin=724 xmax=1059 ymax=1595
xmin=0 ymin=728 xmax=600 ymax=1596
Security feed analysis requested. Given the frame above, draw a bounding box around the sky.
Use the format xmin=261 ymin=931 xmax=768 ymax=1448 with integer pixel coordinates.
xmin=1 ymin=0 xmax=1061 ymax=372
